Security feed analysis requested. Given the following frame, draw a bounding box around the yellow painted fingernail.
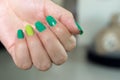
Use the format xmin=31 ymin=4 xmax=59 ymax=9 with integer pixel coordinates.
xmin=25 ymin=25 xmax=34 ymax=36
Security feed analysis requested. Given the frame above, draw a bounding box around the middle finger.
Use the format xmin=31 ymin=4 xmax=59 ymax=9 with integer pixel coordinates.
xmin=35 ymin=21 xmax=68 ymax=65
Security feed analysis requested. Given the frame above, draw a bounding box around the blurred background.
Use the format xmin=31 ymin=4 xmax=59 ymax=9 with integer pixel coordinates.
xmin=0 ymin=0 xmax=120 ymax=80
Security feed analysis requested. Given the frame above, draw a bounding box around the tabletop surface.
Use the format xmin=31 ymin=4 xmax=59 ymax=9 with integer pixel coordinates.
xmin=0 ymin=46 xmax=120 ymax=80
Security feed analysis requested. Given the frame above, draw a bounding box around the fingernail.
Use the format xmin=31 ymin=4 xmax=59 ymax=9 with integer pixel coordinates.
xmin=25 ymin=25 xmax=34 ymax=36
xmin=46 ymin=16 xmax=57 ymax=27
xmin=75 ymin=22 xmax=84 ymax=35
xmin=35 ymin=21 xmax=46 ymax=32
xmin=17 ymin=29 xmax=24 ymax=39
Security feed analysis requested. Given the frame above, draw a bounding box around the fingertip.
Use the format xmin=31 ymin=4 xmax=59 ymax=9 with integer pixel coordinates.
xmin=75 ymin=22 xmax=84 ymax=35
xmin=60 ymin=13 xmax=83 ymax=35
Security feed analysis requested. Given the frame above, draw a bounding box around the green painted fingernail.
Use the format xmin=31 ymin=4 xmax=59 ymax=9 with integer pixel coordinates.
xmin=46 ymin=16 xmax=57 ymax=27
xmin=35 ymin=21 xmax=46 ymax=32
xmin=75 ymin=22 xmax=84 ymax=35
xmin=25 ymin=25 xmax=34 ymax=36
xmin=17 ymin=29 xmax=24 ymax=39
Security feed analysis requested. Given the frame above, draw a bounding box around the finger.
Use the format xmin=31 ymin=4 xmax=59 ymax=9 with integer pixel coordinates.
xmin=45 ymin=16 xmax=76 ymax=51
xmin=25 ymin=25 xmax=51 ymax=71
xmin=35 ymin=22 xmax=68 ymax=65
xmin=45 ymin=1 xmax=84 ymax=35
xmin=15 ymin=29 xmax=32 ymax=70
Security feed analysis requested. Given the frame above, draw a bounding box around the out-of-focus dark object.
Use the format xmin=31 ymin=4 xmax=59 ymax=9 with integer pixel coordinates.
xmin=87 ymin=14 xmax=120 ymax=68
xmin=63 ymin=0 xmax=77 ymax=20
xmin=52 ymin=0 xmax=77 ymax=20
xmin=0 ymin=42 xmax=5 ymax=49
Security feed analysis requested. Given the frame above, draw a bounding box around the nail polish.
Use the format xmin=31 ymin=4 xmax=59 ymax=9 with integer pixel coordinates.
xmin=35 ymin=21 xmax=46 ymax=32
xmin=46 ymin=16 xmax=57 ymax=27
xmin=75 ymin=22 xmax=84 ymax=35
xmin=25 ymin=25 xmax=34 ymax=36
xmin=17 ymin=29 xmax=24 ymax=39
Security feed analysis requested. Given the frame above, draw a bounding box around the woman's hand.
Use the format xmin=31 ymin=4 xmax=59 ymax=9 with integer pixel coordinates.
xmin=0 ymin=0 xmax=82 ymax=71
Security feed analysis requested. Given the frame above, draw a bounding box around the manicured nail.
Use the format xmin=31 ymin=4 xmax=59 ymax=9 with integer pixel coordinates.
xmin=75 ymin=22 xmax=84 ymax=35
xmin=35 ymin=21 xmax=46 ymax=32
xmin=17 ymin=29 xmax=24 ymax=39
xmin=46 ymin=16 xmax=57 ymax=27
xmin=25 ymin=25 xmax=34 ymax=36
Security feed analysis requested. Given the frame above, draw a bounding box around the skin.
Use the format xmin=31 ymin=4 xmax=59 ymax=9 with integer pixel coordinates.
xmin=0 ymin=0 xmax=79 ymax=71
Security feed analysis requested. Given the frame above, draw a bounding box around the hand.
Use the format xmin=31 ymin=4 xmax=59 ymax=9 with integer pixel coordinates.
xmin=0 ymin=0 xmax=82 ymax=71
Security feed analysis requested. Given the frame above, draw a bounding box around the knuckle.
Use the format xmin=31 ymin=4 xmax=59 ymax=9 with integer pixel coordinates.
xmin=55 ymin=55 xmax=68 ymax=65
xmin=67 ymin=36 xmax=76 ymax=51
xmin=37 ymin=63 xmax=51 ymax=71
xmin=69 ymin=12 xmax=73 ymax=17
xmin=66 ymin=11 xmax=73 ymax=18
xmin=54 ymin=27 xmax=63 ymax=33
xmin=65 ymin=10 xmax=73 ymax=16
xmin=42 ymin=35 xmax=52 ymax=43
xmin=67 ymin=41 xmax=76 ymax=51
xmin=17 ymin=62 xmax=32 ymax=70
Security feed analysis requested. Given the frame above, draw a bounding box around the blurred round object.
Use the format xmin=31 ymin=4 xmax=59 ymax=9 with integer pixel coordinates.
xmin=87 ymin=14 xmax=120 ymax=67
xmin=95 ymin=14 xmax=120 ymax=54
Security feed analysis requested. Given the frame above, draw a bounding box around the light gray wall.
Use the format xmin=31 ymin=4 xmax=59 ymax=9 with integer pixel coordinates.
xmin=77 ymin=0 xmax=120 ymax=46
